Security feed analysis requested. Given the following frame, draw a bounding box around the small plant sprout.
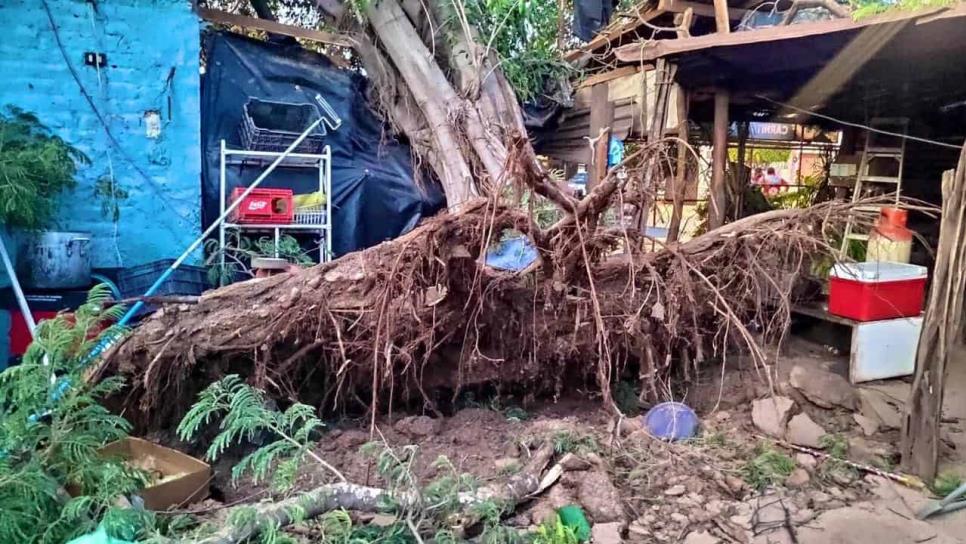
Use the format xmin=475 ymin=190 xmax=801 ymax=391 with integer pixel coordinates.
xmin=742 ymin=442 xmax=796 ymax=490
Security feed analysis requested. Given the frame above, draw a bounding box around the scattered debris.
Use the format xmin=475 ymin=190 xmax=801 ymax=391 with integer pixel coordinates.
xmin=752 ymin=396 xmax=796 ymax=438
xmin=848 ymin=436 xmax=895 ymax=466
xmin=786 ymin=413 xmax=827 ymax=448
xmin=789 ymin=365 xmax=858 ymax=410
xmin=665 ymin=484 xmax=687 ymax=496
xmin=778 ymin=440 xmax=924 ymax=490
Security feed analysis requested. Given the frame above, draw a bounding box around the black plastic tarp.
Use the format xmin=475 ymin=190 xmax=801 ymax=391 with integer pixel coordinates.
xmin=201 ymin=32 xmax=444 ymax=257
xmin=572 ymin=0 xmax=618 ymax=42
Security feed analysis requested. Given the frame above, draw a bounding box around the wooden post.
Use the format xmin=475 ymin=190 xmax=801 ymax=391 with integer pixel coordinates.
xmin=733 ymin=121 xmax=749 ymax=219
xmin=709 ymin=90 xmax=729 ymax=229
xmin=901 ymin=146 xmax=966 ymax=481
xmin=736 ymin=121 xmax=748 ymax=187
xmin=589 ymin=83 xmax=614 ymax=190
xmin=667 ymin=86 xmax=689 ymax=242
xmin=712 ymin=0 xmax=731 ymax=34
xmin=639 ymin=59 xmax=676 ymax=235
xmin=667 ymin=5 xmax=694 ymax=243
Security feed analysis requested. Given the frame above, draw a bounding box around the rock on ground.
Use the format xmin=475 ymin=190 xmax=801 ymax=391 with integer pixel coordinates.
xmin=785 ymin=413 xmax=827 ymax=448
xmin=795 ymin=453 xmax=818 ymax=472
xmin=559 ymin=453 xmax=593 ymax=471
xmin=591 ymin=521 xmax=624 ymax=544
xmin=853 ymin=413 xmax=880 ymax=436
xmin=575 ymin=470 xmax=625 ymax=522
xmin=791 ymin=506 xmax=956 ymax=544
xmin=849 ymin=436 xmax=896 ymax=466
xmin=394 ymin=415 xmax=441 ymax=438
xmin=785 ymin=468 xmax=810 ymax=488
xmin=789 ymin=365 xmax=858 ymax=410
xmin=333 ymin=429 xmax=369 ymax=450
xmin=752 ymin=396 xmax=796 ymax=438
xmin=664 ymin=484 xmax=687 ymax=496
xmin=857 ymin=388 xmax=904 ymax=430
xmin=683 ymin=530 xmax=720 ymax=544
xmin=529 ymin=483 xmax=577 ymax=524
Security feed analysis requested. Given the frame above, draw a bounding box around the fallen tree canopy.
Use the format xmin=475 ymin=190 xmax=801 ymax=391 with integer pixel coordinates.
xmin=106 ymin=136 xmax=896 ymax=429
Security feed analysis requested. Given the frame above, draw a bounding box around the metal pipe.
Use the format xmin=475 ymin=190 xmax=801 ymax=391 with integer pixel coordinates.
xmin=0 ymin=234 xmax=36 ymax=337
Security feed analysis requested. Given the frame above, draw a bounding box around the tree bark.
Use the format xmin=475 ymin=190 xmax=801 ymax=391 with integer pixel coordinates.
xmin=185 ymin=443 xmax=556 ymax=544
xmin=364 ymin=0 xmax=479 ymax=206
xmin=901 ymin=145 xmax=966 ymax=480
xmin=709 ymin=90 xmax=729 ymax=229
xmin=667 ymin=86 xmax=689 ymax=242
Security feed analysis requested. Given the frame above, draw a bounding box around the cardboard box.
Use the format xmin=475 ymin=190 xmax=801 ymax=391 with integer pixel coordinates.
xmin=99 ymin=437 xmax=211 ymax=510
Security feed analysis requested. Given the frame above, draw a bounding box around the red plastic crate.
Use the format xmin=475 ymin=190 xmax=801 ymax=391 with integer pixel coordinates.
xmin=230 ymin=188 xmax=294 ymax=224
xmin=828 ymin=262 xmax=927 ymax=322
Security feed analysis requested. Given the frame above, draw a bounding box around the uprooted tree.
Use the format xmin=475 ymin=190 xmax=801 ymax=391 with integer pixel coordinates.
xmin=106 ymin=1 xmax=905 ymax=429
xmin=109 ymin=159 xmax=890 ymax=433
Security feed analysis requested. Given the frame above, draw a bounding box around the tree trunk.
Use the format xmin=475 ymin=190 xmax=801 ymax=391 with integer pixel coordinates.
xmin=364 ymin=0 xmax=479 ymax=206
xmin=901 ymin=145 xmax=966 ymax=480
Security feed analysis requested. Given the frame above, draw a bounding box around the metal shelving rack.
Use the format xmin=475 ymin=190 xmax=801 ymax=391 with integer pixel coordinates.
xmin=218 ymin=139 xmax=332 ymax=275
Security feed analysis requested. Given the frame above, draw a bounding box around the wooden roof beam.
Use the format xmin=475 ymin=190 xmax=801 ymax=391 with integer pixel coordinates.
xmin=197 ymin=7 xmax=351 ymax=47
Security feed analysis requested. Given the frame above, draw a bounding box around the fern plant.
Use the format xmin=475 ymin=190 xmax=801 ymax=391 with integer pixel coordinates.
xmin=0 ymin=106 xmax=89 ymax=228
xmin=0 ymin=285 xmax=150 ymax=544
xmin=177 ymin=375 xmax=345 ymax=490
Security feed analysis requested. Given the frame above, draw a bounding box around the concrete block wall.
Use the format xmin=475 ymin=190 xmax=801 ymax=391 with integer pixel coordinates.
xmin=0 ymin=0 xmax=202 ymax=364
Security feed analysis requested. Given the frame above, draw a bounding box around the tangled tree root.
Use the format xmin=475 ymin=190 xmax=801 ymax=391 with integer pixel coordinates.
xmin=106 ymin=138 xmax=912 ymax=429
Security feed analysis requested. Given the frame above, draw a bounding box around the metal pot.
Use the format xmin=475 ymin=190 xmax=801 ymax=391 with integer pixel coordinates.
xmin=22 ymin=231 xmax=92 ymax=289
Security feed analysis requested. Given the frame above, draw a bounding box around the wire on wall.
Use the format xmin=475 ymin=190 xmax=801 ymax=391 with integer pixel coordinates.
xmin=41 ymin=0 xmax=197 ymax=223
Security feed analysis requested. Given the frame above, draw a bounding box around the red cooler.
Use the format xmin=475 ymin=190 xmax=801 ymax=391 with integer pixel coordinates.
xmin=828 ymin=262 xmax=927 ymax=321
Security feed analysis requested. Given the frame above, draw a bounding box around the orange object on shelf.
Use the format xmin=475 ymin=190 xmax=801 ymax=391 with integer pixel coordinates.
xmin=876 ymin=207 xmax=912 ymax=241
xmin=867 ymin=207 xmax=913 ymax=263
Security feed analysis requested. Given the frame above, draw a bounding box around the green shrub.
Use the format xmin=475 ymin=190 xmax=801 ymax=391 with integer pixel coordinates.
xmin=0 ymin=106 xmax=88 ymax=228
xmin=0 ymin=285 xmax=149 ymax=543
xmin=742 ymin=443 xmax=795 ymax=490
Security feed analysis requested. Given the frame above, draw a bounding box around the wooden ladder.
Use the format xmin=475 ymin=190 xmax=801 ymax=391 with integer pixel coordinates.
xmin=840 ymin=118 xmax=908 ymax=255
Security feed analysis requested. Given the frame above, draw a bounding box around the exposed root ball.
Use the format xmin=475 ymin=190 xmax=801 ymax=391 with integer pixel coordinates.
xmin=109 ymin=142 xmax=903 ymax=429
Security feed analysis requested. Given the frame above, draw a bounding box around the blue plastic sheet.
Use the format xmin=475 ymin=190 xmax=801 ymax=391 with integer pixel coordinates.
xmin=485 ymin=237 xmax=538 ymax=271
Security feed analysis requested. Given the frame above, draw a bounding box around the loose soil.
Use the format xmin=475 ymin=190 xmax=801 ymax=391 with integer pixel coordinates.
xmin=156 ymin=338 xmax=966 ymax=543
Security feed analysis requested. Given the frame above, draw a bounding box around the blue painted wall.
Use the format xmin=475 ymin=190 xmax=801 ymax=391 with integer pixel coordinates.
xmin=0 ymin=0 xmax=202 ymax=364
